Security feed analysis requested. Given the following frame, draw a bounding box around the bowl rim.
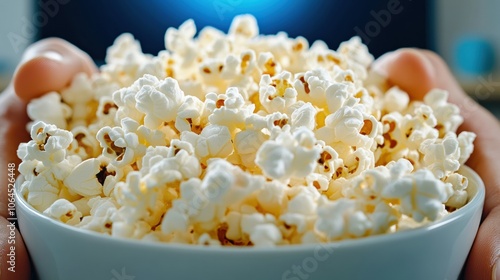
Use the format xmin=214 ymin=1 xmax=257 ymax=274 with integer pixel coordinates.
xmin=15 ymin=165 xmax=485 ymax=253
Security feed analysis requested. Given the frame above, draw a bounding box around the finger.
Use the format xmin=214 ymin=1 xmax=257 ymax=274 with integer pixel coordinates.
xmin=13 ymin=37 xmax=97 ymax=102
xmin=0 ymin=216 xmax=31 ymax=280
xmin=465 ymin=206 xmax=500 ymax=280
xmin=371 ymin=49 xmax=438 ymax=100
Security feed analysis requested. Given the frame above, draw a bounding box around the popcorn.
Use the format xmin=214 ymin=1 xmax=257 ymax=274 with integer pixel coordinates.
xmin=64 ymin=158 xmax=103 ymax=196
xmin=205 ymin=87 xmax=254 ymax=132
xmin=19 ymin=15 xmax=476 ymax=247
xmin=96 ymin=124 xmax=144 ymax=168
xmin=316 ymin=105 xmax=379 ymax=150
xmin=255 ymin=127 xmax=321 ymax=181
xmin=23 ymin=121 xmax=73 ymax=167
xmin=444 ymin=173 xmax=469 ymax=209
xmin=135 ymin=77 xmax=185 ymax=129
xmin=290 ymin=102 xmax=317 ymax=131
xmin=383 ymin=87 xmax=409 ymax=113
xmin=27 ymin=92 xmax=71 ymax=129
xmin=259 ymin=71 xmax=297 ymax=113
xmin=419 ymin=132 xmax=463 ymax=179
xmin=43 ymin=199 xmax=82 ymax=225
xmin=181 ymin=124 xmax=234 ymax=163
xmin=228 ymin=14 xmax=259 ymax=39
xmin=382 ymin=169 xmax=453 ymax=222
xmin=175 ymin=95 xmax=206 ymax=133
xmin=294 ymin=68 xmax=332 ymax=108
xmin=61 ymin=73 xmax=95 ymax=128
xmin=424 ymin=89 xmax=463 ymax=136
xmin=316 ymin=197 xmax=372 ymax=240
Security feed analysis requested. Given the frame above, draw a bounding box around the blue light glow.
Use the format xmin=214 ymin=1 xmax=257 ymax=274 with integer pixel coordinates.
xmin=145 ymin=0 xmax=331 ymax=35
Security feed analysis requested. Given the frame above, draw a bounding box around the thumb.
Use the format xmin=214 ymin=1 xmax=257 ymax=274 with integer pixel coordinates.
xmin=465 ymin=206 xmax=500 ymax=279
xmin=13 ymin=37 xmax=97 ymax=102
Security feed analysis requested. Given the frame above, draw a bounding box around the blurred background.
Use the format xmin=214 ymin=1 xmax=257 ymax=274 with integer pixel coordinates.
xmin=1 ymin=0 xmax=499 ymax=114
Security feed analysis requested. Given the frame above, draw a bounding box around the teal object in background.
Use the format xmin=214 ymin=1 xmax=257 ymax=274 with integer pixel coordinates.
xmin=455 ymin=36 xmax=495 ymax=75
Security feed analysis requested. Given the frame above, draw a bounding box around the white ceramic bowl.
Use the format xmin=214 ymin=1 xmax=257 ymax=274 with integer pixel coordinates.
xmin=16 ymin=166 xmax=484 ymax=280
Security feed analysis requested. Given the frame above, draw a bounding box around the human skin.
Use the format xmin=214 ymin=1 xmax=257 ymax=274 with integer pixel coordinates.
xmin=0 ymin=40 xmax=497 ymax=279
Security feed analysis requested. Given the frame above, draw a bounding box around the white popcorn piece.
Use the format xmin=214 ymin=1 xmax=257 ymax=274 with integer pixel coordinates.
xmin=290 ymin=102 xmax=317 ymax=131
xmin=68 ymin=126 xmax=100 ymax=160
xmin=140 ymin=146 xmax=171 ymax=176
xmin=64 ymin=158 xmax=103 ymax=196
xmin=382 ymin=169 xmax=453 ymax=222
xmin=424 ymin=89 xmax=463 ymax=135
xmin=257 ymin=52 xmax=282 ymax=77
xmin=402 ymin=104 xmax=439 ymax=150
xmin=419 ymin=132 xmax=462 ymax=179
xmin=444 ymin=173 xmax=469 ymax=209
xmin=383 ymin=87 xmax=409 ymax=113
xmin=249 ymin=223 xmax=282 ymax=247
xmin=229 ymin=14 xmax=259 ymax=39
xmin=96 ymin=123 xmax=145 ymax=168
xmin=165 ymin=19 xmax=198 ymax=67
xmin=338 ymin=36 xmax=374 ymax=72
xmin=343 ymin=147 xmax=375 ymax=178
xmin=160 ymin=200 xmax=190 ymax=235
xmin=24 ymin=122 xmax=73 ymax=167
xmin=181 ymin=125 xmax=234 ymax=163
xmin=61 ymin=73 xmax=95 ymax=128
xmin=324 ymin=82 xmax=357 ymax=115
xmin=23 ymin=174 xmax=59 ymax=212
xmin=234 ymin=129 xmax=268 ymax=170
xmin=27 ymin=92 xmax=72 ymax=129
xmin=78 ymin=197 xmax=118 ymax=233
xmin=205 ymin=87 xmax=254 ymax=132
xmin=111 ymin=220 xmax=151 ymax=239
xmin=314 ymin=142 xmax=343 ymax=178
xmin=197 ymin=233 xmax=221 ymax=246
xmin=102 ymin=33 xmax=150 ymax=87
xmin=106 ymin=33 xmax=143 ymax=64
xmin=370 ymin=202 xmax=400 ymax=234
xmin=143 ymin=149 xmax=201 ymax=189
xmin=135 ymin=77 xmax=185 ymax=129
xmin=316 ymin=197 xmax=372 ymax=240
xmin=259 ymin=71 xmax=297 ymax=113
xmin=457 ymin=131 xmax=476 ymax=165
xmin=256 ymin=180 xmax=288 ymax=217
xmin=316 ymin=105 xmax=379 ymax=150
xmin=241 ymin=213 xmax=282 ymax=246
xmin=344 ymin=159 xmax=413 ymax=202
xmin=294 ymin=68 xmax=332 ymax=108
xmin=256 ymin=127 xmax=321 ymax=181
xmin=280 ymin=191 xmax=318 ymax=234
xmin=113 ymin=171 xmax=166 ymax=227
xmin=306 ymin=173 xmax=330 ymax=192
xmin=175 ymin=95 xmax=206 ymax=133
xmin=43 ymin=199 xmax=82 ymax=225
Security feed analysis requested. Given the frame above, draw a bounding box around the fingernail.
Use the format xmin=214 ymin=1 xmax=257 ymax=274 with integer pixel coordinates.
xmin=40 ymin=51 xmax=63 ymax=62
xmin=493 ymin=259 xmax=500 ymax=280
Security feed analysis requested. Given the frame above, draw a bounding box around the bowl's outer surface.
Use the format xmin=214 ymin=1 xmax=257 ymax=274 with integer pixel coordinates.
xmin=16 ymin=166 xmax=484 ymax=280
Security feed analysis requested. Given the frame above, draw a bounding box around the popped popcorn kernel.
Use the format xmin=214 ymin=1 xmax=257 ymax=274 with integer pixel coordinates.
xmin=18 ymin=15 xmax=477 ymax=247
xmin=43 ymin=199 xmax=82 ymax=225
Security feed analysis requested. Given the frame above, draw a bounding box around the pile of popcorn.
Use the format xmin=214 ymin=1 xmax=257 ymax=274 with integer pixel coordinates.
xmin=17 ymin=15 xmax=476 ymax=246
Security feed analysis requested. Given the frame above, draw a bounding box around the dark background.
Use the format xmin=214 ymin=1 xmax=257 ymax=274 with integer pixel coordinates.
xmin=36 ymin=0 xmax=430 ymax=64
